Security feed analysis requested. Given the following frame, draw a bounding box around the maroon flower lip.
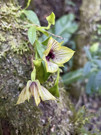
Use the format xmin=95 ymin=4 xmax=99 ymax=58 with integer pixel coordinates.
xmin=46 ymin=49 xmax=55 ymax=61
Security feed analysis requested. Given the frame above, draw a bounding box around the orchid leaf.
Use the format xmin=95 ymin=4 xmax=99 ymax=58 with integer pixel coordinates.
xmin=28 ymin=26 xmax=36 ymax=45
xmin=33 ymin=40 xmax=50 ymax=83
xmin=34 ymin=61 xmax=50 ymax=83
xmin=42 ymin=37 xmax=50 ymax=46
xmin=35 ymin=40 xmax=45 ymax=58
xmin=23 ymin=10 xmax=40 ymax=25
xmin=35 ymin=41 xmax=50 ymax=82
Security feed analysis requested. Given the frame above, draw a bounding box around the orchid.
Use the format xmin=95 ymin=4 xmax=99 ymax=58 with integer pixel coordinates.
xmin=17 ymin=80 xmax=56 ymax=106
xmin=43 ymin=37 xmax=75 ymax=73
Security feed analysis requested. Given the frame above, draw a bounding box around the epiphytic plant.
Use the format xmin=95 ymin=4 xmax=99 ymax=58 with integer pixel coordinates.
xmin=17 ymin=1 xmax=74 ymax=106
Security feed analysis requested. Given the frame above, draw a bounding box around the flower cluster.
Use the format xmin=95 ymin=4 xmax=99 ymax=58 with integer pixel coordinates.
xmin=17 ymin=37 xmax=74 ymax=106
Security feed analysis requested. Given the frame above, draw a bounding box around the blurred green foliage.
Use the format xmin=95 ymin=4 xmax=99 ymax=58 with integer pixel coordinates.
xmin=62 ymin=44 xmax=101 ymax=94
xmin=50 ymin=13 xmax=78 ymax=43
xmin=65 ymin=0 xmax=75 ymax=7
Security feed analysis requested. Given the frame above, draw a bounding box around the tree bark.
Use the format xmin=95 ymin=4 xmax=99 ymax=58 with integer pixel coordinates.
xmin=73 ymin=0 xmax=101 ymax=70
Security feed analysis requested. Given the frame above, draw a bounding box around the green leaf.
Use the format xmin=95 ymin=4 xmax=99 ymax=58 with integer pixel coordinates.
xmin=31 ymin=68 xmax=36 ymax=81
xmin=95 ymin=71 xmax=101 ymax=91
xmin=28 ymin=26 xmax=36 ymax=45
xmin=23 ymin=10 xmax=40 ymax=25
xmin=42 ymin=37 xmax=50 ymax=46
xmin=94 ymin=60 xmax=101 ymax=68
xmin=86 ymin=73 xmax=96 ymax=94
xmin=83 ymin=62 xmax=92 ymax=76
xmin=84 ymin=47 xmax=92 ymax=61
xmin=90 ymin=43 xmax=99 ymax=53
xmin=35 ymin=40 xmax=45 ymax=58
xmin=35 ymin=41 xmax=50 ymax=83
xmin=49 ymin=69 xmax=60 ymax=97
xmin=34 ymin=61 xmax=50 ymax=83
xmin=62 ymin=69 xmax=83 ymax=85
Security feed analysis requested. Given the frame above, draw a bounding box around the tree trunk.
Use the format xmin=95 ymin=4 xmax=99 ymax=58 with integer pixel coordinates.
xmin=0 ymin=2 xmax=73 ymax=135
xmin=69 ymin=0 xmax=101 ymax=99
xmin=73 ymin=0 xmax=101 ymax=70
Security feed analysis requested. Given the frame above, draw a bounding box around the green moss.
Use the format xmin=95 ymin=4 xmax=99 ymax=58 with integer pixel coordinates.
xmin=0 ymin=33 xmax=6 ymax=42
xmin=0 ymin=2 xmax=30 ymax=57
xmin=0 ymin=2 xmax=43 ymax=134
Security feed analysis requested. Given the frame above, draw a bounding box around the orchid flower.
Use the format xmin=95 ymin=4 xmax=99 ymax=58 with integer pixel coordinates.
xmin=17 ymin=80 xmax=56 ymax=106
xmin=43 ymin=37 xmax=75 ymax=73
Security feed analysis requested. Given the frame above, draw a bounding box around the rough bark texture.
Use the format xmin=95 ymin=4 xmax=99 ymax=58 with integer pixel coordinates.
xmin=0 ymin=2 xmax=75 ymax=135
xmin=73 ymin=0 xmax=101 ymax=70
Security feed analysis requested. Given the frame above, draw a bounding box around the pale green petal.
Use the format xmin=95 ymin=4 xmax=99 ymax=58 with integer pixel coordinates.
xmin=44 ymin=37 xmax=61 ymax=56
xmin=30 ymin=81 xmax=41 ymax=106
xmin=26 ymin=80 xmax=32 ymax=101
xmin=16 ymin=87 xmax=31 ymax=104
xmin=43 ymin=56 xmax=58 ymax=73
xmin=44 ymin=37 xmax=53 ymax=56
xmin=53 ymin=46 xmax=75 ymax=65
xmin=51 ymin=38 xmax=60 ymax=51
xmin=33 ymin=85 xmax=40 ymax=106
xmin=39 ymin=86 xmax=56 ymax=101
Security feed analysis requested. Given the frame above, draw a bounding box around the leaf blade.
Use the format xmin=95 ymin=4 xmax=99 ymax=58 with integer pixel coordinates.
xmin=28 ymin=26 xmax=36 ymax=45
xmin=23 ymin=10 xmax=40 ymax=25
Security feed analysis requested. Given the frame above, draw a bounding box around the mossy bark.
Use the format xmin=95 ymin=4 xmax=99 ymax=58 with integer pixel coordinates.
xmin=0 ymin=2 xmax=73 ymax=135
